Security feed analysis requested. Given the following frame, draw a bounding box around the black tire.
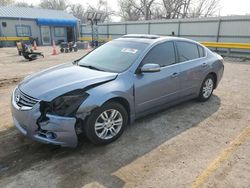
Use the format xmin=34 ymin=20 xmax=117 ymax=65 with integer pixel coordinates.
xmin=65 ymin=48 xmax=69 ymax=53
xmin=198 ymin=74 xmax=215 ymax=102
xmin=73 ymin=47 xmax=78 ymax=52
xmin=84 ymin=102 xmax=128 ymax=145
xmin=60 ymin=48 xmax=64 ymax=53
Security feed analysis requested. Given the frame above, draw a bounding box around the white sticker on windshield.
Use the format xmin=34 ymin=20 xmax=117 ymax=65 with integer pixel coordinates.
xmin=121 ymin=48 xmax=138 ymax=54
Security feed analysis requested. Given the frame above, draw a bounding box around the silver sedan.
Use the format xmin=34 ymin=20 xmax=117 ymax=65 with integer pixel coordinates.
xmin=11 ymin=35 xmax=224 ymax=147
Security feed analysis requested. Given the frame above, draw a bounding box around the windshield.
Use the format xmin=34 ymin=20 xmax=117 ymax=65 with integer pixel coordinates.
xmin=78 ymin=40 xmax=148 ymax=73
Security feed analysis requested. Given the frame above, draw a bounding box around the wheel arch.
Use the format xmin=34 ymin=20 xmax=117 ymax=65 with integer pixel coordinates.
xmin=208 ymin=72 xmax=217 ymax=89
xmin=105 ymin=97 xmax=131 ymax=124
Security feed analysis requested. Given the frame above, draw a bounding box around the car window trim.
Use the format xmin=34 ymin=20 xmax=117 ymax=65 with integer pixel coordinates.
xmin=197 ymin=44 xmax=205 ymax=58
xmin=174 ymin=40 xmax=207 ymax=64
xmin=135 ymin=40 xmax=177 ymax=73
xmin=135 ymin=40 xmax=208 ymax=74
xmin=159 ymin=43 xmax=208 ymax=70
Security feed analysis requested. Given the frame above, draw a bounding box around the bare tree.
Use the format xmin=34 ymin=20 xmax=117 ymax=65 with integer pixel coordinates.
xmin=0 ymin=0 xmax=14 ymax=6
xmin=15 ymin=2 xmax=34 ymax=7
xmin=138 ymin=0 xmax=156 ymax=20
xmin=160 ymin=0 xmax=192 ymax=19
xmin=39 ymin=0 xmax=68 ymax=10
xmin=69 ymin=4 xmax=86 ymax=23
xmin=161 ymin=0 xmax=220 ymax=19
xmin=189 ymin=0 xmax=220 ymax=18
xmin=119 ymin=0 xmax=220 ymax=21
xmin=150 ymin=3 xmax=164 ymax=19
xmin=118 ymin=0 xmax=141 ymax=21
xmin=118 ymin=0 xmax=156 ymax=21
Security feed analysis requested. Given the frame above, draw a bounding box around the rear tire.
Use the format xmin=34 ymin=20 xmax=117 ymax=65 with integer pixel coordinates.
xmin=198 ymin=74 xmax=215 ymax=102
xmin=84 ymin=102 xmax=128 ymax=145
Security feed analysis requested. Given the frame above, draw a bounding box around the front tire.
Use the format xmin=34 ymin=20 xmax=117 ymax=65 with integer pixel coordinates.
xmin=198 ymin=75 xmax=215 ymax=102
xmin=84 ymin=102 xmax=128 ymax=145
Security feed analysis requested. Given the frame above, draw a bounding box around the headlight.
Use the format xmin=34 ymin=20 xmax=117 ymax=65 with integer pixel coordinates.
xmin=51 ymin=90 xmax=89 ymax=116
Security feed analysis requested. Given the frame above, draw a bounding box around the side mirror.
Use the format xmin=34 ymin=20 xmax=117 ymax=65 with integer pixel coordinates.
xmin=140 ymin=63 xmax=161 ymax=73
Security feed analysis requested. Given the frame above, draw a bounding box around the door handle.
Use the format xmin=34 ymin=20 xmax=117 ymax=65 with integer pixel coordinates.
xmin=171 ymin=72 xmax=179 ymax=78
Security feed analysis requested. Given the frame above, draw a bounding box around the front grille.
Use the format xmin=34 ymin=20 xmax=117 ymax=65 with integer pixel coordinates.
xmin=14 ymin=88 xmax=39 ymax=109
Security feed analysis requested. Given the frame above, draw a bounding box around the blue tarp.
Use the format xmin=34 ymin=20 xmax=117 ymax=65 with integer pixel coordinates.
xmin=36 ymin=18 xmax=77 ymax=26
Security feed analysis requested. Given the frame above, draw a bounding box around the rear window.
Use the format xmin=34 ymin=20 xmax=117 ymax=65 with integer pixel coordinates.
xmin=176 ymin=41 xmax=199 ymax=62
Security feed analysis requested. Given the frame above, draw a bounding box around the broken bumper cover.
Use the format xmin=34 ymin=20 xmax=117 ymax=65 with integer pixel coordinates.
xmin=11 ymin=95 xmax=78 ymax=148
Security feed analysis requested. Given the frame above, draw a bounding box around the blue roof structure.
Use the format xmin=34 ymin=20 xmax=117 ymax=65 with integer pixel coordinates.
xmin=37 ymin=18 xmax=77 ymax=26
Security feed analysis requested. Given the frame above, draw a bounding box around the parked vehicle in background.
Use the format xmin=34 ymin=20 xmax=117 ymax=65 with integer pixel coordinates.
xmin=11 ymin=34 xmax=224 ymax=147
xmin=60 ymin=42 xmax=78 ymax=53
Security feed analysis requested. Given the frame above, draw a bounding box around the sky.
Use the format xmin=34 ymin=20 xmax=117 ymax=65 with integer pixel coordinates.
xmin=16 ymin=0 xmax=250 ymax=21
xmin=219 ymin=0 xmax=250 ymax=16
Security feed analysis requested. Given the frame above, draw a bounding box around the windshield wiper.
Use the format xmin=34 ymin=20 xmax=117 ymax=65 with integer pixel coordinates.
xmin=73 ymin=57 xmax=83 ymax=65
xmin=78 ymin=64 xmax=103 ymax=71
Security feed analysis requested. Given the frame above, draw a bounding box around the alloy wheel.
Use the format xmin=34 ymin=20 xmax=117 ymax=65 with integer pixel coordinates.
xmin=202 ymin=78 xmax=214 ymax=98
xmin=94 ymin=109 xmax=123 ymax=140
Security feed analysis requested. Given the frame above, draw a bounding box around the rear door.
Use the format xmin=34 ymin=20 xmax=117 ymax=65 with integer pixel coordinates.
xmin=134 ymin=41 xmax=181 ymax=114
xmin=175 ymin=41 xmax=207 ymax=97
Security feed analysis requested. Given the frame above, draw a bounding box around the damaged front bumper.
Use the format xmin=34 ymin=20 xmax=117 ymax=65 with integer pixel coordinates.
xmin=11 ymin=91 xmax=78 ymax=148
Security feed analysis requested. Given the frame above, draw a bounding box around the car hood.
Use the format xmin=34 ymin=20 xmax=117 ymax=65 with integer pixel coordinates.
xmin=19 ymin=63 xmax=118 ymax=101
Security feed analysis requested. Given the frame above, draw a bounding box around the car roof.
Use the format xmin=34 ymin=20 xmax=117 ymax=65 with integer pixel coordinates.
xmin=115 ymin=34 xmax=200 ymax=45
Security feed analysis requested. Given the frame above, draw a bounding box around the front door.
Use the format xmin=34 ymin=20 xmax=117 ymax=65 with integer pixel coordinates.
xmin=41 ymin=26 xmax=51 ymax=45
xmin=134 ymin=41 xmax=181 ymax=114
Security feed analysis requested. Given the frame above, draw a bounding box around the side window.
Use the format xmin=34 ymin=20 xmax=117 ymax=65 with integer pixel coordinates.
xmin=176 ymin=41 xmax=199 ymax=62
xmin=16 ymin=25 xmax=31 ymax=37
xmin=142 ymin=42 xmax=176 ymax=67
xmin=198 ymin=45 xmax=205 ymax=57
xmin=54 ymin=27 xmax=65 ymax=37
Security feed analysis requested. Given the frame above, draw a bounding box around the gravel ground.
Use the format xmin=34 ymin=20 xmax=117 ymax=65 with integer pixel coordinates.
xmin=0 ymin=47 xmax=249 ymax=188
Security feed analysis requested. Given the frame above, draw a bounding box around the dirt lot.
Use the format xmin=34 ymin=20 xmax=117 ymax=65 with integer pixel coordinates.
xmin=0 ymin=47 xmax=249 ymax=188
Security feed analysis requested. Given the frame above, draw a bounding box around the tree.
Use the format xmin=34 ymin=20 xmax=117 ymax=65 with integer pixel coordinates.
xmin=119 ymin=0 xmax=220 ymax=21
xmin=160 ymin=0 xmax=220 ymax=19
xmin=140 ymin=0 xmax=156 ymax=20
xmin=0 ymin=0 xmax=14 ymax=6
xmin=69 ymin=4 xmax=86 ymax=23
xmin=15 ymin=2 xmax=34 ymax=7
xmin=160 ymin=0 xmax=192 ymax=19
xmin=118 ymin=0 xmax=141 ymax=21
xmin=189 ymin=0 xmax=220 ymax=18
xmin=118 ymin=0 xmax=156 ymax=21
xmin=39 ymin=0 xmax=68 ymax=10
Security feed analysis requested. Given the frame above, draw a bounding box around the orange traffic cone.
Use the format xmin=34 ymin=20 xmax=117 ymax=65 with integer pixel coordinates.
xmin=87 ymin=42 xmax=92 ymax=52
xmin=51 ymin=40 xmax=57 ymax=55
xmin=33 ymin=40 xmax=37 ymax=50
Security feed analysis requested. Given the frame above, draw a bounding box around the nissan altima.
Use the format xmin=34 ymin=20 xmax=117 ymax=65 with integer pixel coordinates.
xmin=11 ymin=35 xmax=224 ymax=147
